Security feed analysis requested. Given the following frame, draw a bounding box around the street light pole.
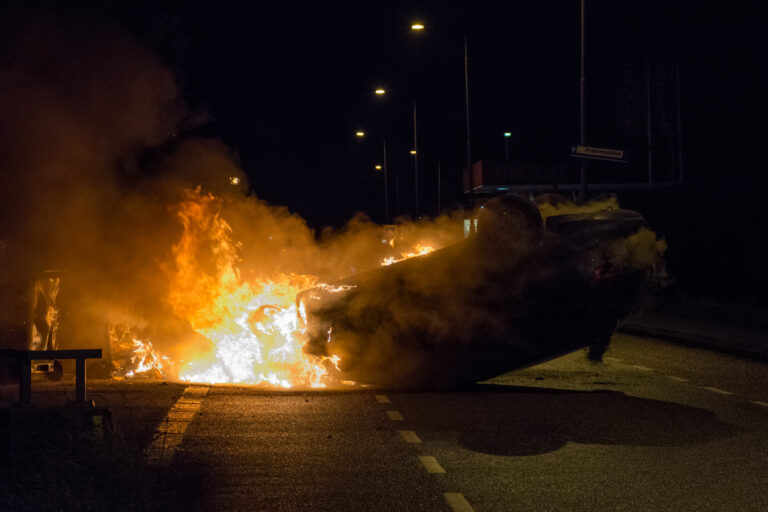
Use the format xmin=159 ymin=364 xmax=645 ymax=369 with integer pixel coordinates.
xmin=579 ymin=0 xmax=587 ymax=202
xmin=410 ymin=23 xmax=471 ymax=212
xmin=382 ymin=138 xmax=389 ymax=223
xmin=437 ymin=159 xmax=442 ymax=214
xmin=395 ymin=172 xmax=400 ymax=215
xmin=413 ymin=97 xmax=418 ymax=217
xmin=464 ymin=36 xmax=473 ymax=210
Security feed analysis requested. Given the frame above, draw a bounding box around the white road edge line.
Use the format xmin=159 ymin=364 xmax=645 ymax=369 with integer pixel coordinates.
xmin=444 ymin=492 xmax=475 ymax=512
xmin=398 ymin=430 xmax=422 ymax=443
xmin=749 ymin=400 xmax=768 ymax=408
xmin=145 ymin=385 xmax=210 ymax=464
xmin=418 ymin=456 xmax=446 ymax=474
xmin=702 ymin=386 xmax=734 ymax=396
xmin=386 ymin=410 xmax=404 ymax=421
xmin=632 ymin=364 xmax=653 ymax=371
xmin=664 ymin=375 xmax=688 ymax=382
xmin=375 ymin=394 xmax=391 ymax=404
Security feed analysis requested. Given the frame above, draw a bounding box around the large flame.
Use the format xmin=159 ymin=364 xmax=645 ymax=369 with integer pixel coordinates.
xmin=166 ymin=188 xmax=332 ymax=387
xmin=111 ymin=188 xmax=447 ymax=387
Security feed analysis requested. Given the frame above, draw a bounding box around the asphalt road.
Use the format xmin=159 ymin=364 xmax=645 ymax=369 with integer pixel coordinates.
xmin=7 ymin=333 xmax=768 ymax=511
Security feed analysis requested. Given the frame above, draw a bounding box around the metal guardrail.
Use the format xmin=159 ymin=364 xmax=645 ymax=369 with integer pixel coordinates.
xmin=0 ymin=349 xmax=102 ymax=406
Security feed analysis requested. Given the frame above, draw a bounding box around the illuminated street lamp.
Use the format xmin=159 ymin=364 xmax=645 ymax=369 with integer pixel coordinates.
xmin=374 ymin=88 xmax=386 ymax=95
xmin=355 ymin=130 xmax=365 ymax=138
xmin=410 ymin=149 xmax=417 ymax=155
xmin=504 ymin=132 xmax=512 ymax=161
xmin=229 ymin=176 xmax=240 ymax=186
xmin=411 ymin=22 xmax=473 ymax=208
xmin=375 ymin=164 xmax=383 ymax=171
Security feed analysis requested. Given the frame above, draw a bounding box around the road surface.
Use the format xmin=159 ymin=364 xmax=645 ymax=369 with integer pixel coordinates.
xmin=8 ymin=333 xmax=768 ymax=511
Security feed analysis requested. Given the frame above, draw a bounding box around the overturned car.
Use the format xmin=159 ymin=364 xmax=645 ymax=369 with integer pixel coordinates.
xmin=298 ymin=195 xmax=665 ymax=388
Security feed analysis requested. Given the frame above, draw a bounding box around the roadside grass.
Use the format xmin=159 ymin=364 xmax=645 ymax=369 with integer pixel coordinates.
xmin=0 ymin=406 xmax=163 ymax=512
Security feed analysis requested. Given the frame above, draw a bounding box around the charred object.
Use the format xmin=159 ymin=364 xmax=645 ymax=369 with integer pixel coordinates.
xmin=299 ymin=195 xmax=659 ymax=388
xmin=0 ymin=270 xmax=67 ymax=381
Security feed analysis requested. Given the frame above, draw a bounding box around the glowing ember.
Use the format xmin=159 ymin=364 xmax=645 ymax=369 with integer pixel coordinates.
xmin=380 ymin=244 xmax=435 ymax=266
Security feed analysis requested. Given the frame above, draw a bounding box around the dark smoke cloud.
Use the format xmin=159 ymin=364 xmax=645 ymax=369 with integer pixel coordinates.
xmin=0 ymin=7 xmax=464 ymax=360
xmin=0 ymin=8 xmax=193 ymax=346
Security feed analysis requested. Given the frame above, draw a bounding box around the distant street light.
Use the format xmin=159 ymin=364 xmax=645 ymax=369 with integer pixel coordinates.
xmin=411 ymin=23 xmax=425 ymax=31
xmin=410 ymin=149 xmax=417 ymax=155
xmin=375 ymin=164 xmax=383 ymax=170
xmin=355 ymin=131 xmax=365 ymax=137
xmin=374 ymin=88 xmax=386 ymax=95
xmin=504 ymin=132 xmax=511 ymax=161
xmin=229 ymin=176 xmax=241 ymax=186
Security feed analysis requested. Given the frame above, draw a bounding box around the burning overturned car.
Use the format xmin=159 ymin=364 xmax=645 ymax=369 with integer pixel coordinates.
xmin=298 ymin=194 xmax=666 ymax=388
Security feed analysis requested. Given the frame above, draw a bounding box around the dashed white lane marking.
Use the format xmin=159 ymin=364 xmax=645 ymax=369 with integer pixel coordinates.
xmin=146 ymin=385 xmax=209 ymax=464
xmin=444 ymin=492 xmax=475 ymax=512
xmin=749 ymin=400 xmax=768 ymax=408
xmin=398 ymin=430 xmax=422 ymax=443
xmin=632 ymin=364 xmax=653 ymax=371
xmin=418 ymin=456 xmax=446 ymax=474
xmin=386 ymin=410 xmax=404 ymax=421
xmin=603 ymin=356 xmax=623 ymax=363
xmin=375 ymin=394 xmax=391 ymax=404
xmin=702 ymin=386 xmax=734 ymax=396
xmin=664 ymin=375 xmax=688 ymax=382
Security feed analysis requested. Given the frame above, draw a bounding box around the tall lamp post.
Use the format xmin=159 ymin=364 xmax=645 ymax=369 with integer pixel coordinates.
xmin=413 ymin=97 xmax=419 ymax=217
xmin=382 ymin=139 xmax=389 ymax=222
xmin=411 ymin=22 xmax=473 ymax=209
xmin=579 ymin=0 xmax=587 ymax=202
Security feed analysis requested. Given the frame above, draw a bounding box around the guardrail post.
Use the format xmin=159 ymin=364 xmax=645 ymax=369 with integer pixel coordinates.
xmin=19 ymin=356 xmax=31 ymax=406
xmin=75 ymin=357 xmax=86 ymax=403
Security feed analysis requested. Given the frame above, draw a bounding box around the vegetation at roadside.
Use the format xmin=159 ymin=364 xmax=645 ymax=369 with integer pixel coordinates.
xmin=0 ymin=406 xmax=163 ymax=511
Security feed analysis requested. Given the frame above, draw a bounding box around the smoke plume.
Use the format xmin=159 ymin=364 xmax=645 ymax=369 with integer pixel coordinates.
xmin=0 ymin=9 xmax=464 ymax=366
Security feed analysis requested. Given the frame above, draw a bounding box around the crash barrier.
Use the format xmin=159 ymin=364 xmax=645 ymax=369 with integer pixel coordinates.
xmin=0 ymin=349 xmax=102 ymax=406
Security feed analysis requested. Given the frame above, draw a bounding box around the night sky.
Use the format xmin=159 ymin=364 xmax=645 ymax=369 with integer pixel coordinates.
xmin=2 ymin=0 xmax=767 ymax=229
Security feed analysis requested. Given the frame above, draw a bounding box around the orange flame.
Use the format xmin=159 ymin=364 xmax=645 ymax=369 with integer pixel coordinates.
xmin=380 ymin=243 xmax=435 ymax=266
xmin=128 ymin=338 xmax=168 ymax=377
xmin=167 ymin=188 xmax=335 ymax=387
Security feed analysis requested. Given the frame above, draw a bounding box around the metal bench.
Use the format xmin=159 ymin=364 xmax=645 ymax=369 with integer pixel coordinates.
xmin=0 ymin=349 xmax=102 ymax=406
